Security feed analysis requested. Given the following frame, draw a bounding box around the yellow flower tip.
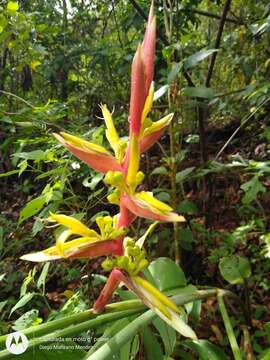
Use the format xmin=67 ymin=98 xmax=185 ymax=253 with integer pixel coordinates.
xmin=142 ymin=82 xmax=155 ymax=124
xmin=99 ymin=104 xmax=120 ymax=156
xmin=135 ymin=171 xmax=145 ymax=186
xmin=169 ymin=213 xmax=186 ymax=223
xmin=53 ymin=132 xmax=64 ymax=144
xmin=107 ymin=189 xmax=120 ymax=205
xmin=133 ymin=276 xmax=179 ymax=314
xmin=58 ymin=132 xmax=110 ymax=155
xmin=143 ymin=113 xmax=174 ymax=137
xmin=56 ymin=229 xmax=72 ymax=257
xmin=117 ymin=139 xmax=128 ymax=163
xmin=127 ymin=134 xmax=140 ymax=189
xmin=47 ymin=214 xmax=98 ymax=238
xmin=20 ymin=251 xmax=61 ymax=262
xmin=136 ymin=191 xmax=173 ymax=213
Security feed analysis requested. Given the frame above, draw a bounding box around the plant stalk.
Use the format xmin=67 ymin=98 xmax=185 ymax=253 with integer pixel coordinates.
xmin=217 ymin=291 xmax=242 ymax=360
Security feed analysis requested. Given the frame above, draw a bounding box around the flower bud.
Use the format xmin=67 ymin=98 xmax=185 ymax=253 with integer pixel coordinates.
xmin=116 ymin=256 xmax=129 ymax=270
xmin=101 ymin=258 xmax=115 ymax=271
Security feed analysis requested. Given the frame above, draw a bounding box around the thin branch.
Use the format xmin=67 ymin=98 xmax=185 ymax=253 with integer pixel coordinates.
xmin=187 ymin=7 xmax=241 ymax=25
xmin=205 ymin=0 xmax=232 ymax=87
xmin=215 ymin=95 xmax=270 ymax=159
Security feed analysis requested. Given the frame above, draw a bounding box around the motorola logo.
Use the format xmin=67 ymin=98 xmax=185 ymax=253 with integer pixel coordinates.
xmin=5 ymin=331 xmax=29 ymax=355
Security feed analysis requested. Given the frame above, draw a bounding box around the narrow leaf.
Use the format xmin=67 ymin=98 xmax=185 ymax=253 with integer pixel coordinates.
xmin=10 ymin=293 xmax=35 ymax=316
xmin=182 ymin=86 xmax=214 ymax=99
xmin=184 ymin=49 xmax=218 ymax=70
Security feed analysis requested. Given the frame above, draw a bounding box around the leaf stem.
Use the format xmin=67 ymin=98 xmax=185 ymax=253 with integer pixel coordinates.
xmin=217 ymin=291 xmax=242 ymax=360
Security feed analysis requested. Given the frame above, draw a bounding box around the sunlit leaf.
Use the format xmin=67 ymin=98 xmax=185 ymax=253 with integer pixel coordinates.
xmin=7 ymin=1 xmax=19 ymax=12
xmin=219 ymin=255 xmax=251 ymax=284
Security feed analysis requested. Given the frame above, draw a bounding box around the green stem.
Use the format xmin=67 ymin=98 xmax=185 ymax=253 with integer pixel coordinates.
xmin=84 ymin=309 xmax=155 ymax=360
xmin=0 ymin=299 xmax=144 ymax=347
xmin=168 ymin=94 xmax=180 ymax=265
xmin=0 ymin=308 xmax=144 ymax=359
xmin=217 ymin=291 xmax=242 ymax=360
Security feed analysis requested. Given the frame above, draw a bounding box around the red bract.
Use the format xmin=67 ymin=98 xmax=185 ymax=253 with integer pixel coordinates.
xmin=129 ymin=44 xmax=147 ymax=136
xmin=142 ymin=2 xmax=156 ymax=93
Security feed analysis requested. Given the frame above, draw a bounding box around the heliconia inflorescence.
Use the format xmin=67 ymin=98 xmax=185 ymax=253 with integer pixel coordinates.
xmin=21 ymin=2 xmax=196 ymax=340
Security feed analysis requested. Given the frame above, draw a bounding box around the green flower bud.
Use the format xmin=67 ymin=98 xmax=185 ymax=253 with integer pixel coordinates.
xmin=138 ymin=259 xmax=149 ymax=272
xmin=125 ymin=246 xmax=134 ymax=256
xmin=101 ymin=258 xmax=114 ymax=271
xmin=137 ymin=249 xmax=147 ymax=260
xmin=116 ymin=256 xmax=129 ymax=270
xmin=104 ymin=170 xmax=115 ymax=185
xmin=132 ymin=245 xmax=141 ymax=257
xmin=107 ymin=189 xmax=120 ymax=205
xmin=127 ymin=262 xmax=136 ymax=273
xmin=123 ymin=237 xmax=135 ymax=248
xmin=136 ymin=171 xmax=145 ymax=186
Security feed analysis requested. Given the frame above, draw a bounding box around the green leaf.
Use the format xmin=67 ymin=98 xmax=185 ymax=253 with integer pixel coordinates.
xmin=185 ymin=134 xmax=200 ymax=144
xmin=182 ymin=86 xmax=214 ymax=99
xmin=219 ymin=255 xmax=251 ymax=285
xmin=178 ymin=228 xmax=194 ymax=251
xmin=35 ymin=167 xmax=65 ymax=180
xmin=0 ymin=169 xmax=20 ymax=178
xmin=148 ymin=258 xmax=187 ymax=291
xmin=177 ymin=200 xmax=198 ymax=215
xmin=19 ymin=195 xmax=47 ymax=224
xmin=0 ymin=301 xmax=8 ymax=312
xmin=13 ymin=309 xmax=42 ymax=331
xmin=176 ymin=167 xmax=195 ymax=183
xmin=155 ymin=191 xmax=170 ymax=203
xmin=83 ymin=173 xmax=104 ymax=190
xmin=143 ymin=326 xmax=163 ymax=360
xmin=7 ymin=1 xmax=19 ymax=12
xmin=151 ymin=166 xmax=168 ymax=176
xmin=14 ymin=150 xmax=47 ymax=162
xmin=182 ymin=339 xmax=227 ymax=360
xmin=241 ymin=176 xmax=266 ymax=204
xmin=129 ymin=335 xmax=140 ymax=359
xmin=37 ymin=263 xmax=50 ymax=293
xmin=184 ymin=49 xmax=218 ymax=70
xmin=119 ymin=338 xmax=132 ymax=360
xmin=153 ymin=317 xmax=176 ymax=355
xmin=10 ymin=293 xmax=35 ymax=316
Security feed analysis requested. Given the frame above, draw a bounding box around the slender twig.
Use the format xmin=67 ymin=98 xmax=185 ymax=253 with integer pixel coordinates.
xmin=215 ymin=96 xmax=270 ymax=159
xmin=0 ymin=90 xmax=35 ymax=108
xmin=205 ymin=0 xmax=232 ymax=87
xmin=187 ymin=7 xmax=241 ymax=25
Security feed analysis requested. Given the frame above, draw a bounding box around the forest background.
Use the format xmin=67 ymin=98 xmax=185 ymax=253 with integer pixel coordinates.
xmin=0 ymin=0 xmax=270 ymax=359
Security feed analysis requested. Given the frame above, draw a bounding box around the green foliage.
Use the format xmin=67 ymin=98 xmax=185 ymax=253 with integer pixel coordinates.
xmin=219 ymin=255 xmax=251 ymax=285
xmin=1 ymin=0 xmax=270 ymax=357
